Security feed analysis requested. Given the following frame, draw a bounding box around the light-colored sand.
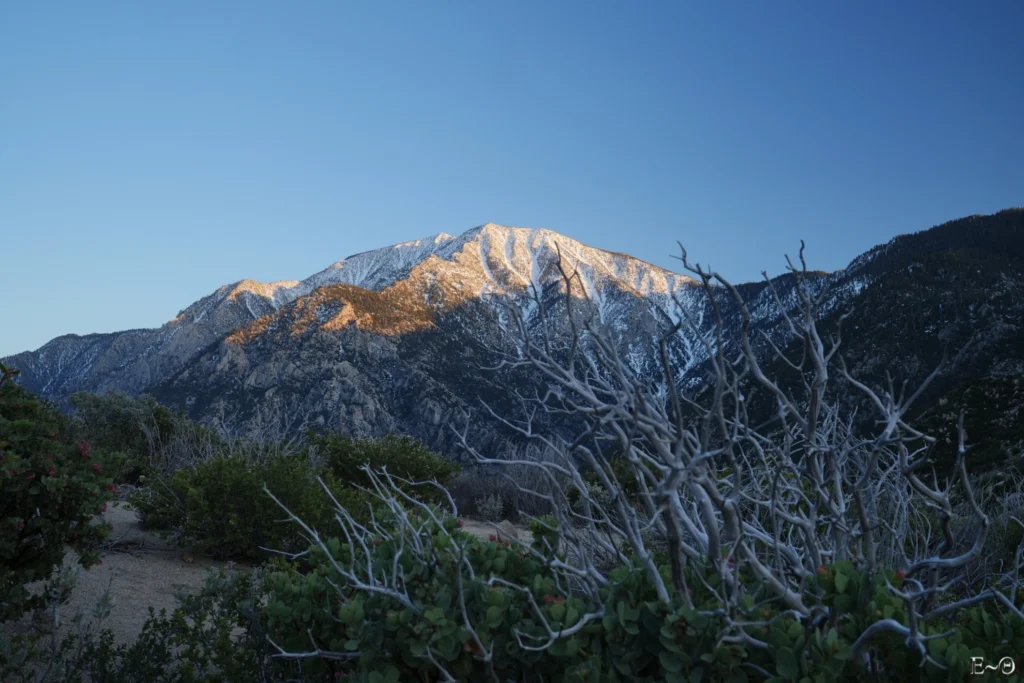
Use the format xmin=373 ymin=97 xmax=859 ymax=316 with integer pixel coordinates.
xmin=29 ymin=502 xmax=245 ymax=646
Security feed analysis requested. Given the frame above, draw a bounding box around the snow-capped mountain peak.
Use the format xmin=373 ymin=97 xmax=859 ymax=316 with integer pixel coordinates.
xmin=1 ymin=222 xmax=704 ymax=403
xmin=286 ymin=223 xmax=696 ymax=301
xmin=5 ymin=210 xmax=1022 ymax=459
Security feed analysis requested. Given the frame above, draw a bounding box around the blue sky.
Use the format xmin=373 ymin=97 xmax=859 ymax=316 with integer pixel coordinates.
xmin=1 ymin=1 xmax=1022 ymax=357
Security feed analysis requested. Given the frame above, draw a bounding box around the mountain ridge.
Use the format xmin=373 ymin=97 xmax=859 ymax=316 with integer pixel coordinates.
xmin=5 ymin=210 xmax=1023 ymax=460
xmin=2 ymin=223 xmax=700 ymax=404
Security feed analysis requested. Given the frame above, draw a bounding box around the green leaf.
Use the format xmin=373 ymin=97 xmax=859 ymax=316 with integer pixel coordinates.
xmin=833 ymin=594 xmax=854 ymax=613
xmin=985 ymin=618 xmax=997 ymax=639
xmin=617 ymin=601 xmax=640 ymax=625
xmin=686 ymin=612 xmax=707 ymax=630
xmin=834 ymin=572 xmax=849 ymax=594
xmin=776 ymin=647 xmax=799 ymax=680
xmin=660 ymin=651 xmax=683 ymax=672
xmin=551 ymin=603 xmax=566 ymax=621
xmin=825 ymin=655 xmax=846 ymax=676
xmin=768 ymin=624 xmax=791 ymax=649
xmin=660 ymin=634 xmax=684 ymax=653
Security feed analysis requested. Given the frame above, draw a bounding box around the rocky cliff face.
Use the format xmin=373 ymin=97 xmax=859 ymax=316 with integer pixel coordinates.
xmin=6 ymin=211 xmax=1024 ymax=461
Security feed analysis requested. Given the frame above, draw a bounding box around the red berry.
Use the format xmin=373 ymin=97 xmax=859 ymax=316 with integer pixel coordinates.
xmin=488 ymin=534 xmax=497 ymax=542
xmin=106 ymin=483 xmax=116 ymax=492
xmin=456 ymin=518 xmax=464 ymax=528
xmin=78 ymin=440 xmax=90 ymax=458
xmin=91 ymin=463 xmax=103 ymax=474
xmin=98 ymin=503 xmax=107 ymax=513
xmin=48 ymin=465 xmax=57 ymax=476
xmin=896 ymin=569 xmax=906 ymax=579
xmin=98 ymin=559 xmax=103 ymax=566
xmin=816 ymin=566 xmax=827 ymax=575
xmin=25 ymin=472 xmax=36 ymax=480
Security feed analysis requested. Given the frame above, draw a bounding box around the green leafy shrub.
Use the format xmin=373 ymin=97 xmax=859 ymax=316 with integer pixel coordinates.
xmin=0 ymin=363 xmax=121 ymax=621
xmin=261 ymin=512 xmax=726 ymax=681
xmin=69 ymin=391 xmax=223 ymax=483
xmin=127 ymin=429 xmax=455 ymax=562
xmin=69 ymin=392 xmax=189 ymax=458
xmin=312 ymin=433 xmax=459 ymax=500
xmin=253 ymin=508 xmax=1024 ymax=683
xmin=10 ymin=508 xmax=1019 ymax=682
xmin=261 ymin=513 xmax=572 ymax=682
xmin=128 ymin=453 xmax=377 ymax=561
